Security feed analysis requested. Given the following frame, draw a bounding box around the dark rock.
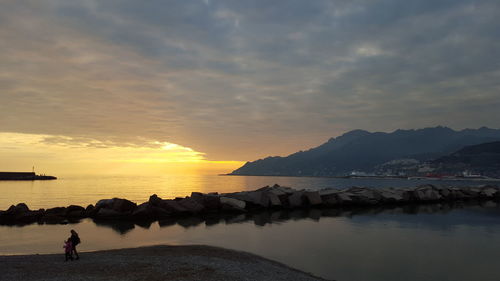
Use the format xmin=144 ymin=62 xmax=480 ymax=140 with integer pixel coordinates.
xmin=45 ymin=207 xmax=66 ymax=217
xmin=190 ymin=192 xmax=203 ymax=199
xmin=95 ymin=208 xmax=123 ymax=218
xmin=225 ymin=191 xmax=266 ymax=208
xmin=378 ymin=189 xmax=403 ymax=203
xmin=86 ymin=205 xmax=97 ymax=217
xmin=0 ymin=204 xmax=44 ymax=224
xmin=95 ymin=198 xmax=137 ymax=215
xmin=158 ymin=200 xmax=189 ymax=214
xmin=149 ymin=194 xmax=162 ymax=206
xmin=131 ymin=202 xmax=155 ymax=219
xmin=350 ymin=188 xmax=381 ymax=205
xmin=220 ymin=197 xmax=246 ymax=212
xmin=178 ymin=198 xmax=205 ymax=214
xmin=335 ymin=192 xmax=354 ymax=205
xmin=265 ymin=192 xmax=282 ymax=207
xmin=438 ymin=187 xmax=452 ymax=199
xmin=288 ymin=192 xmax=305 ymax=208
xmin=152 ymin=206 xmax=172 ymax=218
xmin=413 ymin=185 xmax=442 ymax=201
xmin=461 ymin=187 xmax=481 ymax=198
xmin=95 ymin=199 xmax=114 ymax=209
xmin=319 ymin=189 xmax=339 ymax=206
xmin=12 ymin=203 xmax=30 ymax=214
xmin=480 ymin=187 xmax=498 ymax=198
xmin=66 ymin=205 xmax=86 ymax=218
xmin=111 ymin=198 xmax=137 ymax=213
xmin=303 ymin=191 xmax=322 ymax=206
xmin=190 ymin=193 xmax=221 ymax=211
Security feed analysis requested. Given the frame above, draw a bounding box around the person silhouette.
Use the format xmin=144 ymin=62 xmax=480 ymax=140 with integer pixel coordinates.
xmin=69 ymin=229 xmax=81 ymax=260
xmin=63 ymin=239 xmax=73 ymax=261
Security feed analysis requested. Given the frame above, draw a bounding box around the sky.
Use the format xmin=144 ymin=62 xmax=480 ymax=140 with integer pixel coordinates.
xmin=1 ymin=0 xmax=499 ymax=175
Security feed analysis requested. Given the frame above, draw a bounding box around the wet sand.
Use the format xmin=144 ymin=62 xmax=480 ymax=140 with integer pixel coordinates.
xmin=0 ymin=245 xmax=330 ymax=281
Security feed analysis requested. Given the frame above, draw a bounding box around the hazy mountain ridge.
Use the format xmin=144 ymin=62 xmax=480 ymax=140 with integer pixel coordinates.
xmin=230 ymin=126 xmax=500 ymax=177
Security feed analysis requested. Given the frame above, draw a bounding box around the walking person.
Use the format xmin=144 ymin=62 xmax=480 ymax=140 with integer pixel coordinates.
xmin=69 ymin=229 xmax=81 ymax=260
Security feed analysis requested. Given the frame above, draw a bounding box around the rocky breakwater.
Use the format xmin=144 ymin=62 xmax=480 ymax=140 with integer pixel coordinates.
xmin=1 ymin=184 xmax=500 ymax=226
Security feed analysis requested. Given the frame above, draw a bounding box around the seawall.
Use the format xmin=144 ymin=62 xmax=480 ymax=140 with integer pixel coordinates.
xmin=0 ymin=172 xmax=57 ymax=180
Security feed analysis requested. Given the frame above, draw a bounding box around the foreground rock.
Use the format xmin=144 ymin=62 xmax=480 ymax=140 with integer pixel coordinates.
xmin=1 ymin=184 xmax=499 ymax=225
xmin=0 ymin=245 xmax=329 ymax=281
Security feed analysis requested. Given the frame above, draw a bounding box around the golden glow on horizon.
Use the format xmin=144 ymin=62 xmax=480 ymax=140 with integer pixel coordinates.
xmin=0 ymin=133 xmax=243 ymax=175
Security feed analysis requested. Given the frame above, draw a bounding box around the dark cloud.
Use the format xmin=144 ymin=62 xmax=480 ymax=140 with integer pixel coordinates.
xmin=0 ymin=0 xmax=499 ymax=160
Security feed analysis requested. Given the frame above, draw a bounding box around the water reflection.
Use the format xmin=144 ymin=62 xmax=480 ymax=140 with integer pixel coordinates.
xmin=2 ymin=201 xmax=500 ymax=281
xmin=81 ymin=200 xmax=500 ymax=235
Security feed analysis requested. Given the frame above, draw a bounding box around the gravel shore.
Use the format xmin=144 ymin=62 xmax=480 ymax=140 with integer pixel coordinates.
xmin=0 ymin=245 xmax=331 ymax=281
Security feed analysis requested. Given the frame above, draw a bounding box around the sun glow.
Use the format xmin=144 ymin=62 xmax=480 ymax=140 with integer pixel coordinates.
xmin=0 ymin=133 xmax=243 ymax=176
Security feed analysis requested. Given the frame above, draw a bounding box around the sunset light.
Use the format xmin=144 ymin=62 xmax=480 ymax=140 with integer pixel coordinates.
xmin=0 ymin=132 xmax=243 ymax=175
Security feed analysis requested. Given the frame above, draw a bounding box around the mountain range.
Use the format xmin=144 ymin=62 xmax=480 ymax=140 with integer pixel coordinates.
xmin=432 ymin=141 xmax=500 ymax=178
xmin=229 ymin=126 xmax=500 ymax=177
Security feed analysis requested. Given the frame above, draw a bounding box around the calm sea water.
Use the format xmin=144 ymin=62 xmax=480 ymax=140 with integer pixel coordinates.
xmin=1 ymin=175 xmax=500 ymax=281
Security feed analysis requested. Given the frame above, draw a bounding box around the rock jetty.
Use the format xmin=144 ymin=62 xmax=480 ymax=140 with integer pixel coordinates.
xmin=1 ymin=184 xmax=499 ymax=225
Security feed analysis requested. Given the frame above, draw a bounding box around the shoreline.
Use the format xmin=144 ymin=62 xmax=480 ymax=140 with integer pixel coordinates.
xmin=0 ymin=244 xmax=330 ymax=281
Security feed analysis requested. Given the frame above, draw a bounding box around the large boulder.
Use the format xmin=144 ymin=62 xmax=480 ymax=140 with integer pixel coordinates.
xmin=319 ymin=189 xmax=339 ymax=206
xmin=65 ymin=205 xmax=86 ymax=218
xmin=191 ymin=193 xmax=221 ymax=211
xmin=158 ymin=200 xmax=189 ymax=214
xmin=379 ymin=189 xmax=404 ymax=203
xmin=288 ymin=192 xmax=305 ymax=208
xmin=461 ymin=186 xmax=481 ymax=198
xmin=10 ymin=203 xmax=30 ymax=214
xmin=480 ymin=187 xmax=498 ymax=198
xmin=349 ymin=188 xmax=381 ymax=205
xmin=264 ymin=186 xmax=295 ymax=205
xmin=449 ymin=188 xmax=467 ymax=200
xmin=111 ymin=198 xmax=137 ymax=213
xmin=335 ymin=192 xmax=354 ymax=205
xmin=131 ymin=202 xmax=155 ymax=219
xmin=45 ymin=207 xmax=66 ymax=216
xmin=220 ymin=197 xmax=246 ymax=212
xmin=149 ymin=194 xmax=162 ymax=206
xmin=95 ymin=198 xmax=137 ymax=215
xmin=85 ymin=204 xmax=97 ymax=217
xmin=95 ymin=199 xmax=114 ymax=209
xmin=1 ymin=204 xmax=44 ymax=224
xmin=303 ymin=191 xmax=322 ymax=206
xmin=230 ymin=191 xmax=268 ymax=208
xmin=413 ymin=185 xmax=442 ymax=202
xmin=178 ymin=197 xmax=205 ymax=214
xmin=265 ymin=192 xmax=282 ymax=207
xmin=95 ymin=208 xmax=123 ymax=218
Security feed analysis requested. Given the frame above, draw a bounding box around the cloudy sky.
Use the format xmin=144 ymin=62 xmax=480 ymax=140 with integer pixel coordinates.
xmin=1 ymin=0 xmax=499 ymax=173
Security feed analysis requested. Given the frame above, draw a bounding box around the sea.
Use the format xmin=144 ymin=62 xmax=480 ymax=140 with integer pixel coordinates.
xmin=1 ymin=174 xmax=500 ymax=281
